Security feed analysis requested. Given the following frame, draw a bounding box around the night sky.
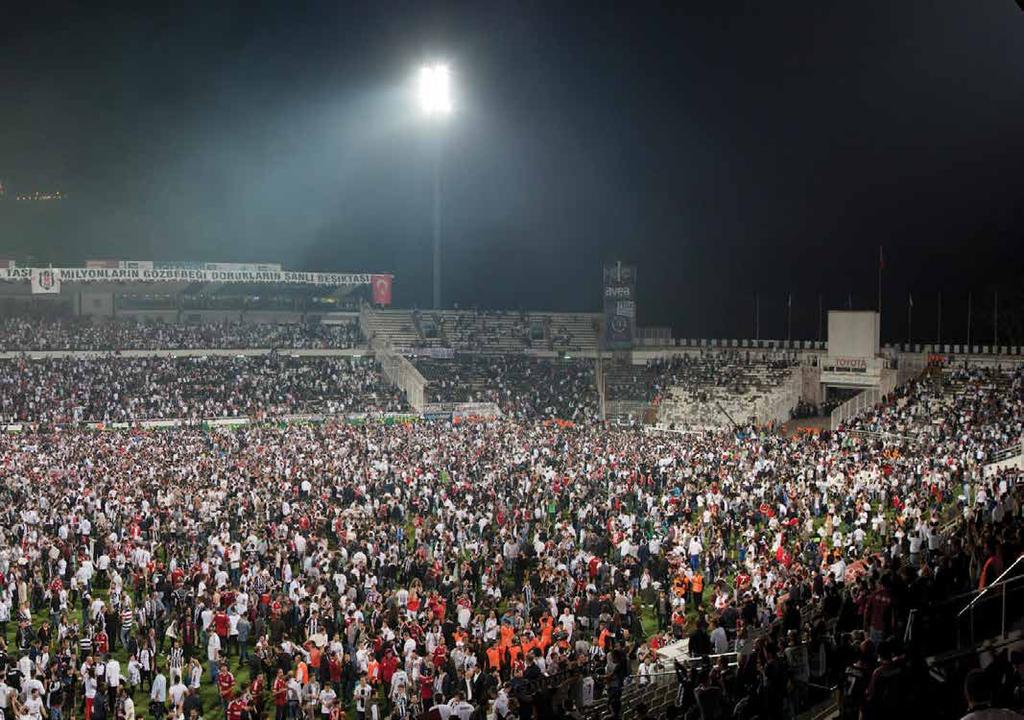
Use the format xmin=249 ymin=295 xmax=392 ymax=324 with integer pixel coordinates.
xmin=2 ymin=2 xmax=1022 ymax=342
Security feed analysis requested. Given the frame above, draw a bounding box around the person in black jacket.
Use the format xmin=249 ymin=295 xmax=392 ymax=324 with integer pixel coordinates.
xmin=605 ymin=648 xmax=628 ymax=719
xmin=688 ymin=618 xmax=712 ymax=658
xmin=92 ymin=682 xmax=108 ymax=720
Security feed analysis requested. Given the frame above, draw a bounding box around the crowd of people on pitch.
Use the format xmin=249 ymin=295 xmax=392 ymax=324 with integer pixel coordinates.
xmin=0 ymin=355 xmax=405 ymax=425
xmin=0 ymin=319 xmax=363 ymax=352
xmin=663 ymin=466 xmax=1023 ymax=720
xmin=415 ymin=356 xmax=599 ymax=423
xmin=0 ymin=359 xmax=1020 ymax=720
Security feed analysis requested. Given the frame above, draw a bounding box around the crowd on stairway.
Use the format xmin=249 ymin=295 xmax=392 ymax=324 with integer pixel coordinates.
xmin=0 ymin=319 xmax=363 ymax=352
xmin=0 ymin=358 xmax=1020 ymax=720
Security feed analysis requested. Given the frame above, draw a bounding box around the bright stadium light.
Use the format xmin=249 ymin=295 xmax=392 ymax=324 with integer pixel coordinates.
xmin=419 ymin=63 xmax=452 ymax=117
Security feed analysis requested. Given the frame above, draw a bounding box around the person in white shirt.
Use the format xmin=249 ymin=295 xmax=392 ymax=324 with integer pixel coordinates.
xmin=200 ymin=607 xmax=214 ymax=636
xmin=494 ymin=687 xmax=510 ymax=720
xmin=228 ymin=611 xmax=240 ymax=657
xmin=105 ymin=655 xmax=122 ymax=707
xmin=120 ymin=687 xmax=136 ymax=720
xmin=318 ymin=685 xmax=336 ymax=716
xmin=637 ymin=658 xmax=653 ymax=686
xmin=0 ymin=596 xmax=12 ymax=636
xmin=207 ymin=633 xmax=221 ymax=682
xmin=448 ymin=695 xmax=474 ymax=720
xmin=83 ymin=671 xmax=98 ymax=720
xmin=710 ymin=619 xmax=729 ymax=655
xmin=168 ymin=677 xmax=188 ymax=709
xmin=0 ymin=679 xmax=11 ymax=719
xmin=22 ymin=687 xmax=45 ymax=720
xmin=353 ymin=677 xmax=371 ymax=719
xmin=150 ymin=667 xmax=167 ymax=720
xmin=21 ymin=673 xmax=44 ymax=699
xmin=558 ymin=609 xmax=574 ymax=640
xmin=126 ymin=657 xmax=141 ymax=690
xmin=688 ymin=535 xmax=703 ymax=571
xmin=429 ymin=702 xmax=453 ymax=720
xmin=188 ymin=658 xmax=203 ymax=690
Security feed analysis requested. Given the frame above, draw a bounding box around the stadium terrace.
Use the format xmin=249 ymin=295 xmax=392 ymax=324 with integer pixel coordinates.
xmin=0 ymin=287 xmax=1021 ymax=720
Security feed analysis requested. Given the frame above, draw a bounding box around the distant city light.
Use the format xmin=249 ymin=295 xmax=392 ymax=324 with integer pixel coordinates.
xmin=418 ymin=63 xmax=452 ymax=117
xmin=15 ymin=191 xmax=66 ymax=201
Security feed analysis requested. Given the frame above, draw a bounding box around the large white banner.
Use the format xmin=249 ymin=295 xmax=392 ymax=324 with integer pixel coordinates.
xmin=4 ymin=267 xmax=375 ymax=286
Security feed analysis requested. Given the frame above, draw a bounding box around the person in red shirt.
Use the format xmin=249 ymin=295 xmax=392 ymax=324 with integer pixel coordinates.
xmin=94 ymin=630 xmax=109 ymax=654
xmin=432 ymin=639 xmax=447 ymax=670
xmin=328 ymin=653 xmax=343 ymax=695
xmin=378 ymin=649 xmax=398 ymax=688
xmin=218 ymin=663 xmax=236 ymax=710
xmin=979 ymin=542 xmax=1004 ymax=590
xmin=214 ymin=609 xmax=230 ymax=646
xmin=272 ymin=670 xmax=288 ymax=720
xmin=418 ymin=666 xmax=434 ymax=705
xmin=863 ymin=576 xmax=895 ymax=644
xmin=250 ymin=673 xmax=266 ymax=719
xmin=226 ymin=691 xmax=248 ymax=720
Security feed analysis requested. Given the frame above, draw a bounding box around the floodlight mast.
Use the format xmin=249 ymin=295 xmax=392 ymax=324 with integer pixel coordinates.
xmin=418 ymin=63 xmax=451 ymax=310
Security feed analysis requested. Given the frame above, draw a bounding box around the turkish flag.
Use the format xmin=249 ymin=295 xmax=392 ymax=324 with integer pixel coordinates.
xmin=371 ymin=274 xmax=393 ymax=305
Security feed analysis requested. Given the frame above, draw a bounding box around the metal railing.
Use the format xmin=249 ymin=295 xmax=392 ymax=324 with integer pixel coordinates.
xmin=364 ymin=303 xmax=427 ymax=411
xmin=956 ymin=554 xmax=1024 ymax=648
xmin=846 ymin=429 xmax=918 ymax=444
xmin=988 ymin=437 xmax=1024 ymax=465
xmin=829 ymin=372 xmax=898 ymax=431
xmin=830 ymin=388 xmax=882 ymax=430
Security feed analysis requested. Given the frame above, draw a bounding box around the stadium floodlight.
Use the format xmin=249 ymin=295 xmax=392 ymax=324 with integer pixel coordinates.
xmin=416 ymin=61 xmax=453 ymax=309
xmin=418 ymin=63 xmax=452 ymax=117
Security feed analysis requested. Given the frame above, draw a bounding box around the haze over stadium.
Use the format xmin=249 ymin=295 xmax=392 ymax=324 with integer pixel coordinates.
xmin=1 ymin=3 xmax=1023 ymax=720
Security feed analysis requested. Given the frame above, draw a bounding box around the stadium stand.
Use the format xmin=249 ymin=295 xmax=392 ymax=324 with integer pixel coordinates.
xmin=362 ymin=306 xmax=601 ymax=353
xmin=434 ymin=311 xmax=531 ymax=352
xmin=602 ymin=351 xmax=802 ymax=429
xmin=360 ymin=308 xmax=432 ymax=349
xmin=0 ymin=354 xmax=404 ymax=423
xmin=0 ymin=314 xmax=1021 ymax=720
xmin=0 ymin=317 xmax=363 ymax=351
xmin=415 ymin=354 xmax=599 ymax=421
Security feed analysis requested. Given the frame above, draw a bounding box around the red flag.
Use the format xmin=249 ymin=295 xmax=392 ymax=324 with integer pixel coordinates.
xmin=371 ymin=274 xmax=393 ymax=305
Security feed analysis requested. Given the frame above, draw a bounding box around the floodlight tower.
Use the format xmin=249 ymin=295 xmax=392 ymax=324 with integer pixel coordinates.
xmin=418 ymin=62 xmax=452 ymax=310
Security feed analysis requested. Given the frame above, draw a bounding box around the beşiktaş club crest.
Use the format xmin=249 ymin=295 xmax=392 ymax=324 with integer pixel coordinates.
xmin=611 ymin=316 xmax=629 ymax=333
xmin=38 ymin=269 xmax=56 ymax=290
xmin=31 ymin=268 xmax=62 ymax=294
